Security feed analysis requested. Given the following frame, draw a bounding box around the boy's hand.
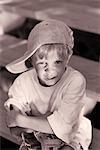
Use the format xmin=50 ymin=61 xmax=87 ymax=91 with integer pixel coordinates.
xmin=6 ymin=109 xmax=21 ymax=127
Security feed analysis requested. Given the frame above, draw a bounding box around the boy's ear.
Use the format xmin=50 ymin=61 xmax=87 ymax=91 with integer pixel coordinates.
xmin=25 ymin=57 xmax=33 ymax=68
xmin=31 ymin=56 xmax=37 ymax=68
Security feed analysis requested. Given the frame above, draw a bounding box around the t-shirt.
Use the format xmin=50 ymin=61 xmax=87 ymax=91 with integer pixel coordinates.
xmin=4 ymin=66 xmax=91 ymax=149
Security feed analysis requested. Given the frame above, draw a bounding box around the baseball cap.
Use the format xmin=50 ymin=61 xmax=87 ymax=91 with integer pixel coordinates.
xmin=6 ymin=19 xmax=74 ymax=73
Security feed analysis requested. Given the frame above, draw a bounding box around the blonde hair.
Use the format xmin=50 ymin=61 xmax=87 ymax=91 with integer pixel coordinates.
xmin=25 ymin=43 xmax=72 ymax=68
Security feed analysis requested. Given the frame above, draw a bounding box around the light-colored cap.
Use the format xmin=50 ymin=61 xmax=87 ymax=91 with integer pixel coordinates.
xmin=6 ymin=19 xmax=74 ymax=74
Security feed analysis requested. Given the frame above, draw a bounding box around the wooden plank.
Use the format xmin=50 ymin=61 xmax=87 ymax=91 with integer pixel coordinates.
xmin=0 ymin=0 xmax=100 ymax=34
xmin=0 ymin=35 xmax=27 ymax=66
xmin=90 ymin=128 xmax=100 ymax=150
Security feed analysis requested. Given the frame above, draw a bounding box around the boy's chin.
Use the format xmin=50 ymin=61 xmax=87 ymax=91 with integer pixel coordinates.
xmin=42 ymin=81 xmax=57 ymax=87
xmin=45 ymin=82 xmax=56 ymax=87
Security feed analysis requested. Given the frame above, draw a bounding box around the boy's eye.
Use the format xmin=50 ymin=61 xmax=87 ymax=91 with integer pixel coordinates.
xmin=38 ymin=62 xmax=44 ymax=65
xmin=37 ymin=62 xmax=47 ymax=67
xmin=36 ymin=61 xmax=44 ymax=65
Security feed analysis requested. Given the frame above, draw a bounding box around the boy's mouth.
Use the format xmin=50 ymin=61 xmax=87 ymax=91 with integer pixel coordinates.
xmin=47 ymin=76 xmax=57 ymax=80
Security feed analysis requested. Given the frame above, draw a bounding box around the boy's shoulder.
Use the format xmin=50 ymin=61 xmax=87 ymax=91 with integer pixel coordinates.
xmin=14 ymin=68 xmax=36 ymax=83
xmin=66 ymin=66 xmax=85 ymax=81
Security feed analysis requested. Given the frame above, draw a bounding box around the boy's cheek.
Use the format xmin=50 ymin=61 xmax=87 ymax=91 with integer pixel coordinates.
xmin=36 ymin=69 xmax=45 ymax=78
xmin=56 ymin=65 xmax=65 ymax=73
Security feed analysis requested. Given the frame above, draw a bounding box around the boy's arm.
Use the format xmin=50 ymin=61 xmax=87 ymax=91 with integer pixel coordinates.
xmin=6 ymin=105 xmax=33 ymax=139
xmin=6 ymin=110 xmax=53 ymax=134
xmin=18 ymin=115 xmax=54 ymax=134
xmin=7 ymin=105 xmax=22 ymax=138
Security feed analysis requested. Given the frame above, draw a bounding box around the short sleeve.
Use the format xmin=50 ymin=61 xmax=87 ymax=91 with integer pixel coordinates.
xmin=47 ymin=73 xmax=86 ymax=143
xmin=4 ymin=74 xmax=31 ymax=114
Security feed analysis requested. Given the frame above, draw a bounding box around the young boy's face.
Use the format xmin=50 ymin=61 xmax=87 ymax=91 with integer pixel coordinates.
xmin=32 ymin=49 xmax=67 ymax=86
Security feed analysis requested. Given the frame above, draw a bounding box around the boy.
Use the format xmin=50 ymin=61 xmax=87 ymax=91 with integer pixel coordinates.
xmin=4 ymin=19 xmax=92 ymax=150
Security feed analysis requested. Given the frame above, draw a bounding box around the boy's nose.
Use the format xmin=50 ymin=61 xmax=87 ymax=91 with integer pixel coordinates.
xmin=45 ymin=68 xmax=57 ymax=79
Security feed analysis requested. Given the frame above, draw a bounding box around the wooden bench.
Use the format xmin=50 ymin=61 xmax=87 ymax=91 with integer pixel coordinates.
xmin=0 ymin=0 xmax=100 ymax=34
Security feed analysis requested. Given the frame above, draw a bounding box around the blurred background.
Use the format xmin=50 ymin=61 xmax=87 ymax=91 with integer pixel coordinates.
xmin=0 ymin=0 xmax=100 ymax=149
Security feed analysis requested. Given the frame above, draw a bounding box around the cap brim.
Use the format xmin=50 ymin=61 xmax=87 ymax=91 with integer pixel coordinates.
xmin=6 ymin=45 xmax=41 ymax=74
